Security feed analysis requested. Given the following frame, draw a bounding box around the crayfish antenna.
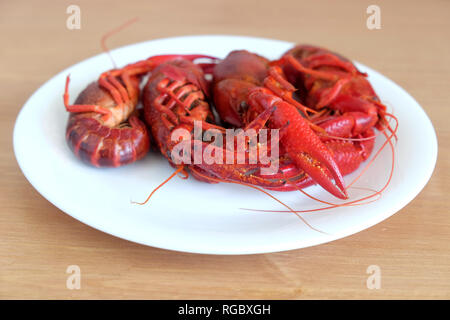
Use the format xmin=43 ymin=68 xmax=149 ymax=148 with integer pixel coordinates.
xmin=243 ymin=112 xmax=398 ymax=215
xmin=190 ymin=167 xmax=329 ymax=235
xmin=101 ymin=17 xmax=139 ymax=69
xmin=132 ymin=166 xmax=184 ymax=206
xmin=347 ymin=113 xmax=397 ymax=189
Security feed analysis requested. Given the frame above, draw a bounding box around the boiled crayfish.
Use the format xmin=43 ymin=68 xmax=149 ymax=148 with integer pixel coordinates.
xmin=63 ymin=55 xmax=212 ymax=167
xmin=63 ymin=44 xmax=396 ymax=208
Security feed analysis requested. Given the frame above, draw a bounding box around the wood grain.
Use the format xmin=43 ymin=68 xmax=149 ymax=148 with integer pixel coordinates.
xmin=1 ymin=0 xmax=449 ymax=299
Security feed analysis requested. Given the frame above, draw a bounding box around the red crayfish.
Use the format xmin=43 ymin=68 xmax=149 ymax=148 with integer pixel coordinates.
xmin=63 ymin=55 xmax=212 ymax=167
xmin=62 ymin=41 xmax=397 ymax=212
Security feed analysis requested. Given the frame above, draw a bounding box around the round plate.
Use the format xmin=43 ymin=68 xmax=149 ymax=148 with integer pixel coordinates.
xmin=13 ymin=35 xmax=437 ymax=254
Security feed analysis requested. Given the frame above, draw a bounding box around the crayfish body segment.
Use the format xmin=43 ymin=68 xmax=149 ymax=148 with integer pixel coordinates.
xmin=212 ymin=50 xmax=349 ymax=199
xmin=63 ymin=55 xmax=216 ymax=168
xmin=64 ymin=71 xmax=150 ymax=167
xmin=142 ymin=57 xmax=291 ymax=189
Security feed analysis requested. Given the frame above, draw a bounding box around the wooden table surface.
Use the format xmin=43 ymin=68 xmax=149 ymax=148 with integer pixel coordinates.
xmin=1 ymin=0 xmax=449 ymax=299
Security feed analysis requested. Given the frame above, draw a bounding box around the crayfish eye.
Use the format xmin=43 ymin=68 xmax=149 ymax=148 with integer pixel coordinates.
xmin=240 ymin=101 xmax=248 ymax=111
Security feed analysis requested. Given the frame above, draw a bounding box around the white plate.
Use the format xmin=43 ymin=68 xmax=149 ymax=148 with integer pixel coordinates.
xmin=13 ymin=35 xmax=437 ymax=254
